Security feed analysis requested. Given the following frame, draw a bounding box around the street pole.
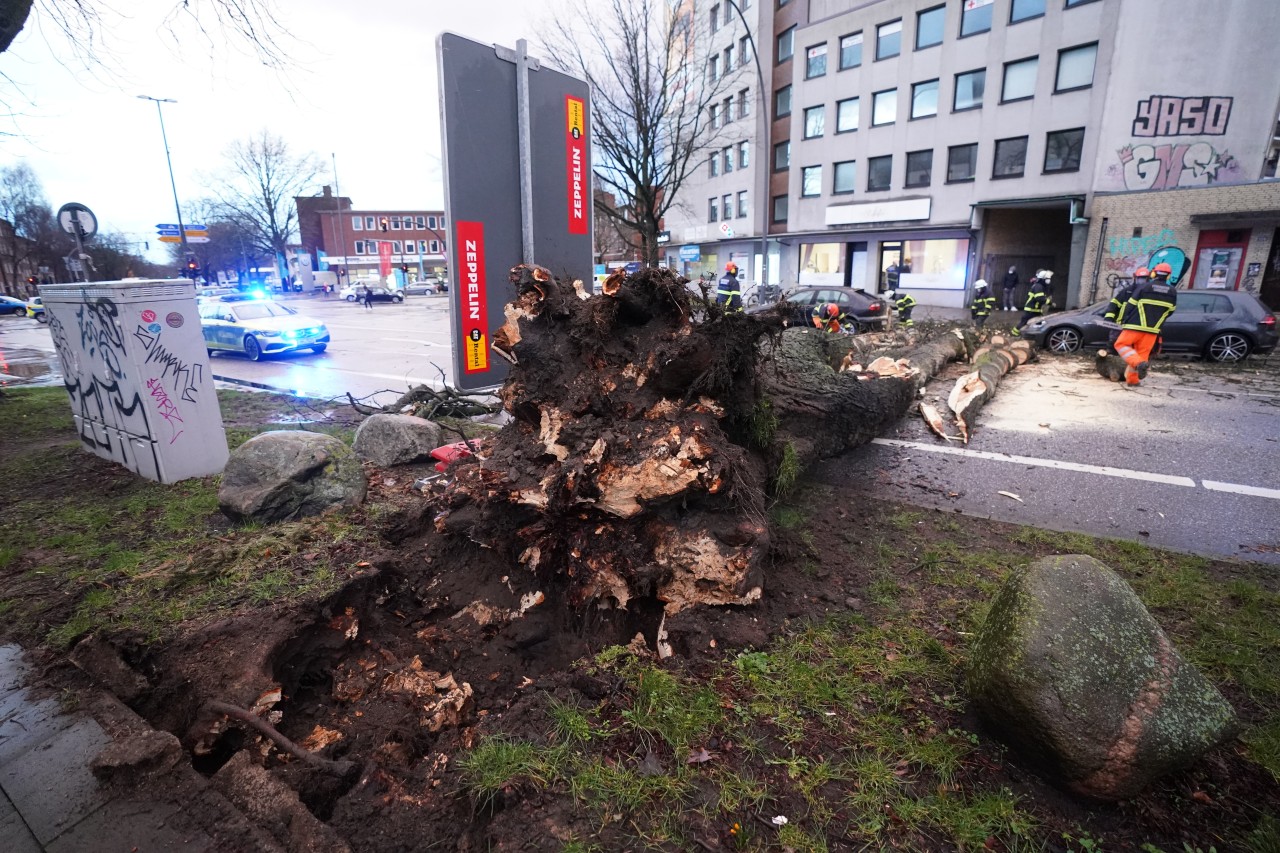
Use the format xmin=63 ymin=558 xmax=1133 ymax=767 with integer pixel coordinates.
xmin=137 ymin=95 xmax=189 ymax=266
xmin=332 ymin=153 xmax=348 ymax=291
xmin=724 ymin=0 xmax=770 ymax=292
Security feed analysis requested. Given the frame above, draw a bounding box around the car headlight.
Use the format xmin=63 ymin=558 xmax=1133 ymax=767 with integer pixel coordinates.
xmin=1026 ymin=319 xmax=1046 ymax=330
xmin=253 ymin=329 xmax=281 ymax=337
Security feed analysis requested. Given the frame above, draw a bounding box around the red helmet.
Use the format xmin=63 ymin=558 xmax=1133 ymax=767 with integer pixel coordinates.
xmin=1152 ymin=262 xmax=1173 ymax=276
xmin=1134 ymin=266 xmax=1150 ymax=278
xmin=725 ymin=262 xmax=738 ymax=274
xmin=826 ymin=303 xmax=839 ymax=318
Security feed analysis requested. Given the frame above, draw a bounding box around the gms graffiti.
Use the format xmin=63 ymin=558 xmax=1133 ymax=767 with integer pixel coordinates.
xmin=1113 ymin=141 xmax=1238 ymax=191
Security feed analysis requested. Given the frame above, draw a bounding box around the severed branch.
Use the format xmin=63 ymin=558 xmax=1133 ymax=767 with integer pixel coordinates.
xmin=208 ymin=700 xmax=356 ymax=777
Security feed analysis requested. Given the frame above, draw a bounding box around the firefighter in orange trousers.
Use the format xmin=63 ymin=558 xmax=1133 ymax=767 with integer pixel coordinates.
xmin=811 ymin=302 xmax=847 ymax=333
xmin=1113 ymin=262 xmax=1178 ymax=386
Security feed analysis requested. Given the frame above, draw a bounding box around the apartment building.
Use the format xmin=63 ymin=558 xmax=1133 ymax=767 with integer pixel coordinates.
xmin=295 ymin=187 xmax=448 ymax=282
xmin=664 ymin=0 xmax=1280 ymax=309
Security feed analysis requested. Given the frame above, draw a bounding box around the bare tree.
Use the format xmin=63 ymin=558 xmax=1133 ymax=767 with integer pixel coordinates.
xmin=167 ymin=201 xmax=264 ymax=282
xmin=0 ymin=162 xmax=64 ymax=290
xmin=203 ymin=130 xmax=321 ymax=264
xmin=543 ymin=0 xmax=728 ymax=267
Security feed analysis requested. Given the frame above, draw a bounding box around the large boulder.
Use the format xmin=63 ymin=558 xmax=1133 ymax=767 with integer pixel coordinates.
xmin=352 ymin=413 xmax=443 ymax=467
xmin=219 ymin=431 xmax=366 ymax=523
xmin=968 ymin=554 xmax=1235 ymax=801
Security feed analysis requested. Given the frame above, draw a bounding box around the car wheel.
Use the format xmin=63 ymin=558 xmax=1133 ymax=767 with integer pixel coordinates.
xmin=1207 ymin=332 xmax=1250 ymax=363
xmin=312 ymin=344 xmax=327 ymax=353
xmin=393 ymin=295 xmax=403 ymax=302
xmin=35 ymin=312 xmax=47 ymax=324
xmin=346 ymin=295 xmax=355 ymax=302
xmin=244 ymin=335 xmax=263 ymax=362
xmin=11 ymin=307 xmax=23 ymax=316
xmin=1046 ymin=326 xmax=1083 ymax=354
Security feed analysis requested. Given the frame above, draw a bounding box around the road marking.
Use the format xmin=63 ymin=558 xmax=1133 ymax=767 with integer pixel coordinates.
xmin=870 ymin=438 xmax=1197 ymax=487
xmin=1201 ymin=480 xmax=1280 ymax=501
xmin=1173 ymin=385 xmax=1280 ymax=402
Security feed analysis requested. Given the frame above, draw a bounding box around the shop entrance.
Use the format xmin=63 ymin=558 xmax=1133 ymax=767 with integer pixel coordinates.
xmin=878 ymin=242 xmax=904 ymax=293
xmin=1260 ymin=229 xmax=1280 ymax=311
xmin=1188 ymin=229 xmax=1250 ymax=291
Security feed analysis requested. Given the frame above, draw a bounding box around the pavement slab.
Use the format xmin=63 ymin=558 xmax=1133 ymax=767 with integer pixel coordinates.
xmin=0 ymin=788 xmax=42 ymax=853
xmin=46 ymin=799 xmax=215 ymax=853
xmin=0 ymin=717 xmax=112 ymax=844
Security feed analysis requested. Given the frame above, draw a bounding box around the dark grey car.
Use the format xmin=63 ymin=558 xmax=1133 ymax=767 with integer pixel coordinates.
xmin=746 ymin=286 xmax=891 ymax=330
xmin=1022 ymin=290 xmax=1278 ymax=362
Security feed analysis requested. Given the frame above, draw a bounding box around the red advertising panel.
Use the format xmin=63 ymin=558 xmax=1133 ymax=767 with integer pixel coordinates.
xmin=565 ymin=96 xmax=588 ymax=235
xmin=378 ymin=240 xmax=392 ymax=280
xmin=456 ymin=221 xmax=490 ymax=374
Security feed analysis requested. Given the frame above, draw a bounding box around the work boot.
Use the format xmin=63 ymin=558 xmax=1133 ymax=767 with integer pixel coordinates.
xmin=1124 ymin=366 xmax=1141 ymax=386
xmin=1135 ymin=360 xmax=1149 ymax=380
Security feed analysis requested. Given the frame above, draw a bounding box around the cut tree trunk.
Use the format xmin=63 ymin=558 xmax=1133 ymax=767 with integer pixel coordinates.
xmin=946 ymin=335 xmax=1036 ymax=442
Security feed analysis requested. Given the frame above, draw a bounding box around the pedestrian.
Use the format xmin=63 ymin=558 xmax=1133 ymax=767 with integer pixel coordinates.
xmin=1113 ymin=262 xmax=1178 ymax=387
xmin=1012 ymin=271 xmax=1050 ymax=335
xmin=811 ymin=302 xmax=847 ymax=333
xmin=716 ymin=263 xmax=743 ymax=312
xmin=894 ymin=291 xmax=917 ymax=327
xmin=970 ymin=279 xmax=996 ymax=329
xmin=1001 ymin=265 xmax=1019 ymax=311
xmin=362 ymin=284 xmax=374 ymax=311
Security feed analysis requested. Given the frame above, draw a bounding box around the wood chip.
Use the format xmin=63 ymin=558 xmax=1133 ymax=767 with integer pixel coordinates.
xmin=997 ymin=491 xmax=1023 ymax=502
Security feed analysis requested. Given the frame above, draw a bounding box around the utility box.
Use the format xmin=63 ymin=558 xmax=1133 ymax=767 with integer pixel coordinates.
xmin=39 ymin=279 xmax=230 ymax=483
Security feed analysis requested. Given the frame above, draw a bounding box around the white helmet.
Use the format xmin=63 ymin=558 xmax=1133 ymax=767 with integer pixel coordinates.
xmin=1041 ymin=270 xmax=1054 ymax=279
xmin=974 ymin=279 xmax=988 ymax=289
xmin=1034 ymin=269 xmax=1045 ymax=278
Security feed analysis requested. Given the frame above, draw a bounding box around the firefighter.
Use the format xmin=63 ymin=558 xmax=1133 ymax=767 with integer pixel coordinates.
xmin=1012 ymin=270 xmax=1050 ymax=335
xmin=811 ymin=302 xmax=847 ymax=333
xmin=1114 ymin=262 xmax=1177 ymax=386
xmin=1105 ymin=267 xmax=1148 ymax=323
xmin=970 ymin=279 xmax=996 ymax=329
xmin=894 ymin=291 xmax=917 ymax=327
xmin=716 ymin=262 xmax=743 ymax=312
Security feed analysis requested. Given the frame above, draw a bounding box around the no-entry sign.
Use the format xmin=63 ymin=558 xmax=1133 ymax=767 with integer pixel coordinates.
xmin=438 ymin=33 xmax=593 ymax=391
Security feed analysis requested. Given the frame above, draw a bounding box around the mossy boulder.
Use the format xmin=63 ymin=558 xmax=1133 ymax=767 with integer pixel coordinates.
xmin=352 ymin=413 xmax=443 ymax=467
xmin=219 ymin=431 xmax=366 ymax=523
xmin=968 ymin=554 xmax=1236 ymax=801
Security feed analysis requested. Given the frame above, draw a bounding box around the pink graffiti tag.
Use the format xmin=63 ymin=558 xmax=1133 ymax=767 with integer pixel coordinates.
xmin=1117 ymin=142 xmax=1235 ymax=191
xmin=146 ymin=377 xmax=185 ymax=444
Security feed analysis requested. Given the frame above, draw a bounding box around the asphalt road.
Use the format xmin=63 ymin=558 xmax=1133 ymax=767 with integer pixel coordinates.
xmin=824 ymin=355 xmax=1280 ymax=565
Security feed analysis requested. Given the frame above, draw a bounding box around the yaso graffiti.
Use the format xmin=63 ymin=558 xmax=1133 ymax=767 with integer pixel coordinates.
xmin=1132 ymin=95 xmax=1232 ymax=137
xmin=1112 ymin=141 xmax=1238 ymax=191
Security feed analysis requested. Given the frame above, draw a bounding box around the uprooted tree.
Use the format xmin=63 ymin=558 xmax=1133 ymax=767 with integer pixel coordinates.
xmin=427 ymin=266 xmax=980 ymax=623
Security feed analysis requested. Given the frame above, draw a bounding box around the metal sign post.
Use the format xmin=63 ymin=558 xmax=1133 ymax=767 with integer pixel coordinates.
xmin=438 ymin=32 xmax=593 ymax=392
xmin=57 ymin=202 xmax=98 ymax=283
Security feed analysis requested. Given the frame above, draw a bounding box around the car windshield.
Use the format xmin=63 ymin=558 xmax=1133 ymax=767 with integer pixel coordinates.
xmin=233 ymin=302 xmax=296 ymax=320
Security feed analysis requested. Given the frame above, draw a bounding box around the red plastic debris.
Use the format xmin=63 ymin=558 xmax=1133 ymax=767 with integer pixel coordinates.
xmin=431 ymin=442 xmax=473 ymax=472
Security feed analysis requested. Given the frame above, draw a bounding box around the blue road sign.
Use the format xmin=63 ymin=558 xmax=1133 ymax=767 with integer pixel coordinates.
xmin=157 ymin=229 xmax=181 ymax=237
xmin=155 ymin=223 xmax=180 ymax=230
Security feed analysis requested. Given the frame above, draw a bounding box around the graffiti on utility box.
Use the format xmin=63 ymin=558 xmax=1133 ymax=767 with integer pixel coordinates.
xmin=1132 ymin=95 xmax=1232 ymax=137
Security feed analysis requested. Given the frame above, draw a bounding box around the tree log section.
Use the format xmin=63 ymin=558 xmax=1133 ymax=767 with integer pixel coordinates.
xmin=947 ymin=337 xmax=1036 ymax=442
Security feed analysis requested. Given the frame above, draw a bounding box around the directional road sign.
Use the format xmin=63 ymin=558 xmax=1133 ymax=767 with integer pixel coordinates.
xmin=186 ymin=236 xmax=211 ymax=244
xmin=157 ymin=236 xmax=183 ymax=244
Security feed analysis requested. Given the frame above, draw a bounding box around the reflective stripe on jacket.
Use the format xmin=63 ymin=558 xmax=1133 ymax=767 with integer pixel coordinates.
xmin=1024 ymin=284 xmax=1047 ymax=313
xmin=895 ymin=294 xmax=916 ymax=311
xmin=1120 ymin=279 xmax=1177 ymax=334
xmin=971 ymin=292 xmax=996 ymax=317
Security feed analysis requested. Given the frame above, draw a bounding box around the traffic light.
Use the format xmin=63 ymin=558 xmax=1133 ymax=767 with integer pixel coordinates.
xmin=401 ymin=265 xmax=409 ymax=275
xmin=185 ymin=259 xmax=199 ymax=278
xmin=379 ymin=217 xmax=389 ymax=232
xmin=26 ymin=276 xmax=36 ymax=286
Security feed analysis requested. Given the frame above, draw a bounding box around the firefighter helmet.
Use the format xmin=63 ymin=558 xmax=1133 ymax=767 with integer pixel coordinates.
xmin=1041 ymin=270 xmax=1054 ymax=279
xmin=1134 ymin=266 xmax=1150 ymax=278
xmin=1152 ymin=262 xmax=1173 ymax=277
xmin=826 ymin=303 xmax=840 ymax=318
xmin=974 ymin=278 xmax=989 ymax=290
xmin=725 ymin=262 xmax=738 ymax=274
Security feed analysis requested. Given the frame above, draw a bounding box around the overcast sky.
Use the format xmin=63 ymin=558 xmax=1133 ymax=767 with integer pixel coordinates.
xmin=0 ymin=0 xmax=550 ymax=260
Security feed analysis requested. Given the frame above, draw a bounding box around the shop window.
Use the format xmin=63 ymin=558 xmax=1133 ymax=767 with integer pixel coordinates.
xmin=839 ymin=32 xmax=863 ymax=69
xmin=1010 ymin=0 xmax=1045 ymax=22
xmin=777 ymin=26 xmax=795 ymax=63
xmin=806 ymin=43 xmax=828 ymax=78
xmin=833 ymin=160 xmax=856 ymax=194
xmin=803 ymin=105 xmax=826 ymax=138
xmin=867 ymin=155 xmax=892 ymax=191
xmin=876 ymin=20 xmax=901 ymax=60
xmin=916 ymin=5 xmax=945 ymax=49
xmin=1044 ymin=128 xmax=1085 ymax=172
xmin=1001 ymin=57 xmax=1037 ymax=102
xmin=960 ymin=0 xmax=993 ymax=36
xmin=774 ymin=141 xmax=790 ymax=171
xmin=772 ymin=195 xmax=788 ymax=223
xmin=911 ymin=79 xmax=939 ymax=119
xmin=872 ymin=89 xmax=897 ymax=125
xmin=799 ymin=243 xmax=844 ymax=284
xmin=993 ymin=136 xmax=1028 ymax=178
xmin=954 ymin=69 xmax=986 ymax=111
xmin=905 ymin=149 xmax=933 ymax=187
xmin=901 ymin=238 xmax=969 ymax=290
xmin=775 ymin=85 xmax=792 ymax=118
xmin=947 ymin=143 xmax=978 ymax=182
xmin=1055 ymin=43 xmax=1097 ymax=92
xmin=801 ymin=165 xmax=822 ymax=197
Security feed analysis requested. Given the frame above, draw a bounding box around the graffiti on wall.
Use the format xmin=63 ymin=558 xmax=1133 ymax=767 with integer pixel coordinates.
xmin=1112 ymin=142 xmax=1239 ymax=191
xmin=1132 ymin=95 xmax=1232 ymax=137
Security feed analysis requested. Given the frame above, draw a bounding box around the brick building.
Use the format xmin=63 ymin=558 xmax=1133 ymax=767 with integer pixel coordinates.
xmin=294 ymin=186 xmax=448 ymax=284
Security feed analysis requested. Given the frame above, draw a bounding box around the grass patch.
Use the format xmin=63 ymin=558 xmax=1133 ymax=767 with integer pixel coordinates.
xmin=773 ymin=441 xmax=801 ymax=497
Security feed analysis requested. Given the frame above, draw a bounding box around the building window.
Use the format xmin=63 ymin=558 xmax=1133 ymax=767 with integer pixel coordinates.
xmin=803 ymin=105 xmax=825 ymax=138
xmin=916 ymin=5 xmax=945 ymax=49
xmin=1010 ymin=0 xmax=1045 ymax=22
xmin=390 ymin=216 xmax=401 ymax=230
xmin=739 ymin=140 xmax=750 ymax=167
xmin=806 ymin=43 xmax=828 ymax=78
xmin=775 ymin=85 xmax=791 ymax=118
xmin=724 ymin=2 xmax=733 ymax=24
xmin=417 ymin=241 xmax=426 ymax=252
xmin=905 ymin=149 xmax=933 ymax=187
xmin=1044 ymin=128 xmax=1085 ymax=172
xmin=947 ymin=143 xmax=978 ymax=182
xmin=1065 ymin=0 xmax=1099 ymax=6
xmin=961 ymin=0 xmax=993 ymax=36
xmin=774 ymin=140 xmax=790 ymax=171
xmin=872 ymin=89 xmax=897 ymax=125
xmin=839 ymin=32 xmax=863 ymax=69
xmin=709 ymin=103 xmax=719 ymax=129
xmin=354 ymin=240 xmax=365 ymax=254
xmin=722 ymin=194 xmax=733 ymax=220
xmin=834 ymin=97 xmax=860 ymax=133
xmin=867 ymin=155 xmax=892 ymax=191
xmin=1002 ymin=57 xmax=1038 ymax=102
xmin=739 ymin=88 xmax=750 ymax=117
xmin=740 ymin=36 xmax=750 ymax=63
xmin=416 ymin=216 xmax=425 ymax=229
xmin=723 ymin=97 xmax=734 ymax=123
xmin=708 ymin=55 xmax=720 ymax=81
xmin=428 ymin=215 xmax=437 ymax=229
xmin=725 ymin=45 xmax=735 ymax=72
xmin=710 ymin=4 xmax=719 ymax=33
xmin=709 ymin=198 xmax=718 ymax=222
xmin=993 ymin=136 xmax=1029 ymax=178
xmin=392 ymin=241 xmax=402 ymax=253
xmin=365 ymin=216 xmax=375 ymax=230
xmin=801 ymin=165 xmax=822 ymax=197
xmin=723 ymin=146 xmax=734 ymax=173
xmin=1055 ymin=43 xmax=1098 ymax=92
xmin=737 ymin=191 xmax=748 ymax=218
xmin=911 ymin=79 xmax=939 ymax=118
xmin=772 ymin=195 xmax=788 ymax=223
xmin=833 ymin=160 xmax=856 ymax=194
xmin=876 ymin=20 xmax=902 ymax=60
xmin=777 ymin=26 xmax=795 ymax=63
xmin=954 ymin=69 xmax=986 ymax=111
xmin=352 ymin=216 xmax=363 ymax=230
xmin=710 ymin=154 xmax=719 ymax=177
xmin=430 ymin=240 xmax=441 ymax=253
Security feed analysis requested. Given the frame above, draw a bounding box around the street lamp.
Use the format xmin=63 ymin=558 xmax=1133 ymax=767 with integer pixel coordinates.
xmin=724 ymin=0 xmax=770 ymax=292
xmin=137 ymin=95 xmax=190 ymax=262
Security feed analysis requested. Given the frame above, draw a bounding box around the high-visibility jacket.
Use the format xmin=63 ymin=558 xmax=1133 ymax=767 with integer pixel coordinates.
xmin=895 ymin=293 xmax=916 ymax=312
xmin=716 ymin=274 xmax=742 ymax=311
xmin=1024 ymin=282 xmax=1048 ymax=314
xmin=1120 ymin=278 xmax=1177 ymax=334
xmin=970 ymin=288 xmax=996 ymax=318
xmin=1105 ymin=283 xmax=1136 ymax=323
xmin=811 ymin=303 xmax=847 ymax=332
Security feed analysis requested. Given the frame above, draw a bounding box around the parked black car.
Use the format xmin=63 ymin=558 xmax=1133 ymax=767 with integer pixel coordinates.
xmin=1022 ymin=290 xmax=1277 ymax=362
xmin=746 ymin=286 xmax=890 ymax=330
